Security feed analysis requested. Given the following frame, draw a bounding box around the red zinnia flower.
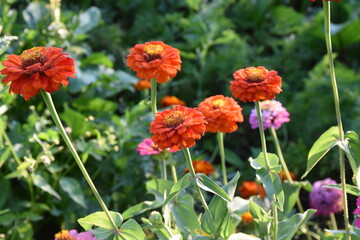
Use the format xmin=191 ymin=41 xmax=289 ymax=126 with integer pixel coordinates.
xmin=160 ymin=96 xmax=186 ymax=108
xmin=185 ymin=160 xmax=215 ymax=176
xmin=197 ymin=95 xmax=244 ymax=133
xmin=134 ymin=79 xmax=151 ymax=90
xmin=241 ymin=211 xmax=253 ymax=224
xmin=230 ymin=66 xmax=282 ymax=103
xmin=126 ymin=41 xmax=181 ymax=84
xmin=1 ymin=47 xmax=75 ymax=100
xmin=150 ymin=105 xmax=207 ymax=151
xmin=238 ymin=181 xmax=266 ymax=199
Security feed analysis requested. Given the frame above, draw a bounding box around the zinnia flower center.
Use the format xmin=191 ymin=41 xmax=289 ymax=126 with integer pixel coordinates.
xmin=246 ymin=69 xmax=266 ymax=83
xmin=54 ymin=230 xmax=76 ymax=240
xmin=164 ymin=110 xmax=184 ymax=128
xmin=21 ymin=47 xmax=46 ymax=67
xmin=212 ymin=99 xmax=225 ymax=108
xmin=143 ymin=44 xmax=164 ymax=62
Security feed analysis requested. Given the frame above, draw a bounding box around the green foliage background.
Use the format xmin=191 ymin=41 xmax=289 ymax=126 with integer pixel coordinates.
xmin=0 ymin=0 xmax=359 ymax=239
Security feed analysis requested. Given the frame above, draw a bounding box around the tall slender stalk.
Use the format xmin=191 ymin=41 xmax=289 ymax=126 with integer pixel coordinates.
xmin=41 ymin=91 xmax=118 ymax=232
xmin=168 ymin=150 xmax=178 ymax=183
xmin=150 ymin=78 xmax=158 ymax=115
xmin=217 ymin=132 xmax=227 ymax=185
xmin=272 ymin=202 xmax=278 ymax=240
xmin=183 ymin=148 xmax=216 ymax=234
xmin=255 ymin=102 xmax=270 ymax=169
xmin=322 ymin=2 xmax=349 ymax=239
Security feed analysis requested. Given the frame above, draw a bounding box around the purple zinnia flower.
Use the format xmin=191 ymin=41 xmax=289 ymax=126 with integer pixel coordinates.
xmin=55 ymin=229 xmax=97 ymax=240
xmin=249 ymin=100 xmax=290 ymax=130
xmin=309 ymin=178 xmax=343 ymax=216
xmin=353 ymin=196 xmax=360 ymax=228
xmin=136 ymin=138 xmax=177 ymax=156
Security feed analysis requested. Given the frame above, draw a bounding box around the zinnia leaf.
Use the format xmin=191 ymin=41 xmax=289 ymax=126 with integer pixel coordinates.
xmin=302 ymin=126 xmax=340 ymax=179
xmin=195 ymin=173 xmax=231 ymax=202
xmin=78 ymin=211 xmax=123 ymax=230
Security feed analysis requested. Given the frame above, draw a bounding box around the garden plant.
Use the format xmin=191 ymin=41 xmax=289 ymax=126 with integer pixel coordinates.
xmin=0 ymin=0 xmax=360 ymax=239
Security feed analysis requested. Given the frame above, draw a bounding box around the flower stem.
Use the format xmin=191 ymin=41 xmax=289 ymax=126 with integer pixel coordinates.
xmin=272 ymin=202 xmax=278 ymax=240
xmin=40 ymin=91 xmax=118 ymax=231
xmin=217 ymin=132 xmax=227 ymax=185
xmin=323 ymin=2 xmax=349 ymax=239
xmin=270 ymin=127 xmax=312 ymax=240
xmin=167 ymin=150 xmax=178 ymax=183
xmin=182 ymin=148 xmax=216 ymax=234
xmin=330 ymin=213 xmax=338 ymax=230
xmin=150 ymin=78 xmax=158 ymax=115
xmin=255 ymin=101 xmax=270 ymax=170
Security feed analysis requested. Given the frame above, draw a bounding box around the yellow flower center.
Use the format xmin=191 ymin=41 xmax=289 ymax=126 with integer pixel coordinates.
xmin=54 ymin=230 xmax=76 ymax=240
xmin=21 ymin=47 xmax=46 ymax=67
xmin=246 ymin=68 xmax=265 ymax=83
xmin=164 ymin=110 xmax=184 ymax=128
xmin=212 ymin=99 xmax=225 ymax=108
xmin=143 ymin=44 xmax=163 ymax=62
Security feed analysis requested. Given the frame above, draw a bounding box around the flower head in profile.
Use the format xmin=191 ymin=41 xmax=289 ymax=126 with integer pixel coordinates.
xmin=309 ymin=178 xmax=343 ymax=216
xmin=134 ymin=79 xmax=151 ymax=91
xmin=1 ymin=47 xmax=75 ymax=100
xmin=185 ymin=160 xmax=215 ymax=176
xmin=136 ymin=138 xmax=177 ymax=156
xmin=150 ymin=105 xmax=207 ymax=151
xmin=197 ymin=95 xmax=244 ymax=133
xmin=160 ymin=96 xmax=186 ymax=108
xmin=55 ymin=229 xmax=97 ymax=240
xmin=126 ymin=41 xmax=181 ymax=84
xmin=238 ymin=181 xmax=266 ymax=199
xmin=249 ymin=100 xmax=290 ymax=130
xmin=353 ymin=197 xmax=360 ymax=228
xmin=230 ymin=66 xmax=282 ymax=103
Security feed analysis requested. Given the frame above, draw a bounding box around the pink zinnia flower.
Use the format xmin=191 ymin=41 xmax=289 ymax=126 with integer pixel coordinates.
xmin=55 ymin=229 xmax=97 ymax=240
xmin=136 ymin=138 xmax=177 ymax=156
xmin=249 ymin=100 xmax=290 ymax=130
xmin=309 ymin=178 xmax=343 ymax=216
xmin=353 ymin=197 xmax=360 ymax=228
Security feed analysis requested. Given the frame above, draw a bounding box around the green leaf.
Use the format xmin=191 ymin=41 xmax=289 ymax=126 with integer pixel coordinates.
xmin=122 ymin=201 xmax=161 ymax=220
xmin=59 ymin=177 xmax=87 ymax=208
xmin=256 ymin=168 xmax=284 ymax=211
xmin=278 ymin=182 xmax=302 ymax=220
xmin=195 ymin=173 xmax=231 ymax=202
xmin=163 ymin=174 xmax=191 ymax=205
xmin=32 ymin=173 xmax=61 ymax=200
xmin=117 ymin=219 xmax=147 ymax=240
xmin=82 ymin=52 xmax=113 ymax=68
xmin=0 ymin=177 xmax=9 ymax=209
xmin=146 ymin=178 xmax=174 ymax=203
xmin=324 ymin=183 xmax=360 ymax=196
xmin=60 ymin=106 xmax=94 ymax=138
xmin=75 ymin=6 xmax=102 ymax=34
xmin=344 ymin=131 xmax=360 ymax=183
xmin=170 ymin=194 xmax=200 ymax=237
xmin=78 ymin=211 xmax=123 ymax=230
xmin=277 ymin=209 xmax=316 ymax=240
xmin=193 ymin=236 xmax=213 ymax=240
xmin=250 ymin=152 xmax=279 ymax=170
xmin=302 ymin=126 xmax=340 ymax=178
xmin=249 ymin=200 xmax=271 ymax=238
xmin=201 ymin=173 xmax=240 ymax=237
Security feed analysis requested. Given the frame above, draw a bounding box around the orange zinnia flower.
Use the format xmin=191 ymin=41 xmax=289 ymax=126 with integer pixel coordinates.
xmin=230 ymin=66 xmax=282 ymax=103
xmin=150 ymin=105 xmax=207 ymax=151
xmin=134 ymin=79 xmax=151 ymax=90
xmin=126 ymin=41 xmax=181 ymax=84
xmin=1 ymin=47 xmax=75 ymax=100
xmin=241 ymin=211 xmax=253 ymax=224
xmin=238 ymin=181 xmax=266 ymax=199
xmin=197 ymin=95 xmax=244 ymax=133
xmin=185 ymin=160 xmax=215 ymax=176
xmin=160 ymin=96 xmax=186 ymax=107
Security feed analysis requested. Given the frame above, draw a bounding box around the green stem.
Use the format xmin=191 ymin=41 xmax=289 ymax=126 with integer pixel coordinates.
xmin=323 ymin=2 xmax=349 ymax=239
xmin=270 ymin=127 xmax=312 ymax=240
xmin=150 ymin=78 xmax=158 ymax=115
xmin=182 ymin=148 xmax=216 ymax=234
xmin=217 ymin=132 xmax=227 ymax=185
xmin=255 ymin=101 xmax=270 ymax=170
xmin=161 ymin=160 xmax=167 ymax=180
xmin=167 ymin=150 xmax=178 ymax=183
xmin=272 ymin=202 xmax=278 ymax=240
xmin=41 ymin=91 xmax=118 ymax=232
xmin=330 ymin=213 xmax=338 ymax=230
